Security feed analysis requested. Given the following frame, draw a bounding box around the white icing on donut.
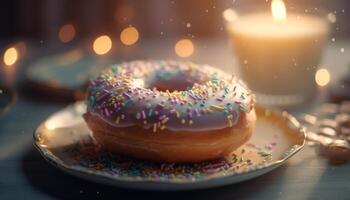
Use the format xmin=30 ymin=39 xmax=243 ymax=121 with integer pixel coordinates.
xmin=87 ymin=60 xmax=254 ymax=132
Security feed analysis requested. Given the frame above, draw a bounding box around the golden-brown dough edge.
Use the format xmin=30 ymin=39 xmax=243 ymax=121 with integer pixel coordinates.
xmin=83 ymin=109 xmax=256 ymax=163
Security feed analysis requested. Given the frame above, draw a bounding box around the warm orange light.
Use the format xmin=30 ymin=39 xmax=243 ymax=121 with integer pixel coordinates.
xmin=315 ymin=68 xmax=330 ymax=87
xmin=58 ymin=24 xmax=76 ymax=43
xmin=93 ymin=35 xmax=112 ymax=55
xmin=120 ymin=27 xmax=139 ymax=46
xmin=222 ymin=9 xmax=238 ymax=22
xmin=3 ymin=47 xmax=18 ymax=66
xmin=175 ymin=39 xmax=194 ymax=58
xmin=271 ymin=0 xmax=287 ymax=21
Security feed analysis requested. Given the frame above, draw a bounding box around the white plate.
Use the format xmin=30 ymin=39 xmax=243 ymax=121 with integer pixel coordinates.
xmin=33 ymin=102 xmax=305 ymax=190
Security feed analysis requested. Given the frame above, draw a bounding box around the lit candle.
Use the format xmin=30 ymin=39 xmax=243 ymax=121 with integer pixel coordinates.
xmin=224 ymin=0 xmax=329 ymax=106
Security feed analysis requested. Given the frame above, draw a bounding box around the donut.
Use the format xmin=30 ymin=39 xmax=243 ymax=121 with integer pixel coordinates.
xmin=83 ymin=60 xmax=256 ymax=163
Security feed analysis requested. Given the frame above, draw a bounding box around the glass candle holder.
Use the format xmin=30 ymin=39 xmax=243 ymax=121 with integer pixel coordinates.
xmin=223 ymin=5 xmax=330 ymax=108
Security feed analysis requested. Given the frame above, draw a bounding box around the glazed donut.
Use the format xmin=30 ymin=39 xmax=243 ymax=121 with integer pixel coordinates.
xmin=83 ymin=60 xmax=256 ymax=163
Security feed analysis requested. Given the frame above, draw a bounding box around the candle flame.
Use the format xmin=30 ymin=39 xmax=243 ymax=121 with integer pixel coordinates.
xmin=271 ymin=0 xmax=287 ymax=21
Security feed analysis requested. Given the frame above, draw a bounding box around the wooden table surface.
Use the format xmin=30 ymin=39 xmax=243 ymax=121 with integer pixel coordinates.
xmin=0 ymin=38 xmax=349 ymax=199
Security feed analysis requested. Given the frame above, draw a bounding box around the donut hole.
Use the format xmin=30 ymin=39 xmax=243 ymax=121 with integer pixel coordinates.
xmin=144 ymin=68 xmax=206 ymax=92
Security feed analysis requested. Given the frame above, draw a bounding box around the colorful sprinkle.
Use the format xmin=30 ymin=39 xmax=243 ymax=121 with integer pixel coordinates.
xmin=64 ymin=139 xmax=274 ymax=182
xmin=87 ymin=60 xmax=254 ymax=132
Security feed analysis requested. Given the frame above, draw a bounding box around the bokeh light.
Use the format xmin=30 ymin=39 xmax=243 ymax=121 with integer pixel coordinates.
xmin=327 ymin=13 xmax=336 ymax=23
xmin=58 ymin=24 xmax=76 ymax=43
xmin=3 ymin=47 xmax=18 ymax=66
xmin=120 ymin=27 xmax=139 ymax=46
xmin=174 ymin=39 xmax=194 ymax=58
xmin=222 ymin=9 xmax=238 ymax=22
xmin=315 ymin=68 xmax=330 ymax=87
xmin=93 ymin=35 xmax=112 ymax=55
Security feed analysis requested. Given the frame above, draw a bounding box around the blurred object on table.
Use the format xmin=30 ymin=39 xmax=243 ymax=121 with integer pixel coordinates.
xmin=330 ymin=65 xmax=350 ymax=103
xmin=22 ymin=49 xmax=123 ymax=102
xmin=0 ymin=85 xmax=16 ymax=115
xmin=299 ymin=101 xmax=350 ymax=164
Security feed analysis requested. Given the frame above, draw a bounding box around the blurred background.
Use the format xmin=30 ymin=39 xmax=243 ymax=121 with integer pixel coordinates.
xmin=1 ymin=0 xmax=349 ymax=41
xmin=0 ymin=0 xmax=349 ymax=103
